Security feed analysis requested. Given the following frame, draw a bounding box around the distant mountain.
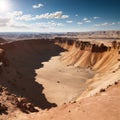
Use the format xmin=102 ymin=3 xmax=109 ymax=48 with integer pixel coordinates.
xmin=67 ymin=31 xmax=120 ymax=39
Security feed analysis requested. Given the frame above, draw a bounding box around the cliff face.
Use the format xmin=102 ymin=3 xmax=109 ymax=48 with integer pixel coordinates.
xmin=54 ymin=38 xmax=120 ymax=72
xmin=54 ymin=38 xmax=120 ymax=98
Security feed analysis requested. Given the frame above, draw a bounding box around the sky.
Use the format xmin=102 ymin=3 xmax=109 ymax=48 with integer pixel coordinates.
xmin=0 ymin=0 xmax=120 ymax=32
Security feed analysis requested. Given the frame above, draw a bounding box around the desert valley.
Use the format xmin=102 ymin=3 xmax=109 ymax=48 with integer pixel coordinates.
xmin=0 ymin=31 xmax=120 ymax=120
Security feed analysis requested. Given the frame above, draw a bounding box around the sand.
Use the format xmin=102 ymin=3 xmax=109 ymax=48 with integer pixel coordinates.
xmin=35 ymin=55 xmax=94 ymax=105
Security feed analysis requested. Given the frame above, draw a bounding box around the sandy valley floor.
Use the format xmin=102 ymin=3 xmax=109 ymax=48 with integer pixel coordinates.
xmin=35 ymin=54 xmax=94 ymax=105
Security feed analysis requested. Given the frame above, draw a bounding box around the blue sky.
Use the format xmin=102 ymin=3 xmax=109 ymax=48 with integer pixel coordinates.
xmin=0 ymin=0 xmax=120 ymax=32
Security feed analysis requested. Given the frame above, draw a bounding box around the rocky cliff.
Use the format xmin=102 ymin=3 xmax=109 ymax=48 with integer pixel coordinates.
xmin=54 ymin=37 xmax=120 ymax=71
xmin=54 ymin=37 xmax=120 ymax=98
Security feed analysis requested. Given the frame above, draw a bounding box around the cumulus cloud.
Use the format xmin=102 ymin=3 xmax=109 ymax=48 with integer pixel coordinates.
xmin=83 ymin=18 xmax=88 ymax=21
xmin=7 ymin=11 xmax=23 ymax=18
xmin=32 ymin=3 xmax=44 ymax=9
xmin=5 ymin=11 xmax=69 ymax=22
xmin=0 ymin=12 xmax=29 ymax=28
xmin=16 ymin=11 xmax=69 ymax=21
xmin=0 ymin=10 xmax=67 ymax=32
xmin=35 ymin=11 xmax=69 ymax=19
xmin=66 ymin=20 xmax=73 ymax=23
xmin=0 ymin=11 xmax=23 ymax=27
xmin=93 ymin=17 xmax=100 ymax=19
xmin=16 ymin=14 xmax=35 ymax=21
xmin=77 ymin=22 xmax=83 ymax=25
xmin=61 ymin=15 xmax=69 ymax=19
xmin=83 ymin=18 xmax=91 ymax=23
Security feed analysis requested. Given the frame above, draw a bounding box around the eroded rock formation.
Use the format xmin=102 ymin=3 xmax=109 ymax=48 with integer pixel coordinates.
xmin=54 ymin=37 xmax=120 ymax=72
xmin=54 ymin=37 xmax=120 ymax=52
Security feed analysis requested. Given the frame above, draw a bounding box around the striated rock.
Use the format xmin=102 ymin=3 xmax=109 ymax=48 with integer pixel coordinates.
xmin=91 ymin=43 xmax=108 ymax=52
xmin=54 ymin=37 xmax=109 ymax=53
xmin=112 ymin=41 xmax=117 ymax=49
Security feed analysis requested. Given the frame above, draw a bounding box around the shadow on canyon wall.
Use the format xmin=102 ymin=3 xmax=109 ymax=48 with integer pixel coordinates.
xmin=0 ymin=39 xmax=66 ymax=109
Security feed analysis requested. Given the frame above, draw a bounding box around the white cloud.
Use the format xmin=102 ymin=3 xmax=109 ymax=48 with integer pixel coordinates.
xmin=0 ymin=11 xmax=23 ymax=27
xmin=95 ymin=24 xmax=100 ymax=27
xmin=7 ymin=11 xmax=23 ymax=18
xmin=35 ymin=11 xmax=69 ymax=19
xmin=77 ymin=22 xmax=83 ymax=25
xmin=83 ymin=18 xmax=88 ymax=21
xmin=16 ymin=14 xmax=35 ymax=21
xmin=95 ymin=22 xmax=117 ymax=27
xmin=48 ymin=21 xmax=64 ymax=27
xmin=12 ymin=11 xmax=69 ymax=21
xmin=0 ymin=11 xmax=69 ymax=29
xmin=95 ymin=22 xmax=108 ymax=27
xmin=8 ymin=19 xmax=64 ymax=30
xmin=61 ymin=15 xmax=69 ymax=19
xmin=75 ymin=14 xmax=78 ymax=17
xmin=32 ymin=3 xmax=44 ymax=9
xmin=37 ymin=21 xmax=64 ymax=28
xmin=82 ymin=17 xmax=91 ymax=23
xmin=66 ymin=20 xmax=73 ymax=23
xmin=111 ymin=22 xmax=116 ymax=25
xmin=102 ymin=22 xmax=110 ymax=26
xmin=0 ymin=10 xmax=69 ymax=31
xmin=9 ymin=23 xmax=29 ymax=28
xmin=85 ymin=20 xmax=91 ymax=23
xmin=93 ymin=17 xmax=100 ymax=19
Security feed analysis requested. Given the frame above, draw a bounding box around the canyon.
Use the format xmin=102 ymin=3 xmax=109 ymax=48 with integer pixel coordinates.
xmin=0 ymin=33 xmax=120 ymax=120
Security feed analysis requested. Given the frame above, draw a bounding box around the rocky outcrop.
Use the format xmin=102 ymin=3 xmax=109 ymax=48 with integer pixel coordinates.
xmin=0 ymin=85 xmax=39 ymax=115
xmin=91 ymin=43 xmax=108 ymax=52
xmin=16 ymin=97 xmax=39 ymax=113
